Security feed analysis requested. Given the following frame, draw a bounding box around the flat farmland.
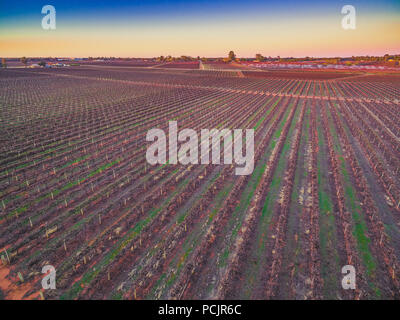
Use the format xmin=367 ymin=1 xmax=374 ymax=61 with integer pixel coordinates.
xmin=0 ymin=66 xmax=399 ymax=300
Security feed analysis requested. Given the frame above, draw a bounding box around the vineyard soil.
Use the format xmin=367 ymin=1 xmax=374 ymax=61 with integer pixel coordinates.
xmin=0 ymin=66 xmax=399 ymax=300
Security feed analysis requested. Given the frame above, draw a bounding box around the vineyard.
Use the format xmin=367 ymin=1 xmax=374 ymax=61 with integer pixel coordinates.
xmin=0 ymin=66 xmax=399 ymax=300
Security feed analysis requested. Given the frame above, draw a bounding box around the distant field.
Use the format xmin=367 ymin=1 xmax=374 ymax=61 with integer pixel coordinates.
xmin=81 ymin=61 xmax=160 ymax=67
xmin=0 ymin=66 xmax=399 ymax=300
xmin=344 ymin=73 xmax=400 ymax=83
xmin=201 ymin=61 xmax=248 ymax=70
xmin=156 ymin=61 xmax=200 ymax=69
xmin=80 ymin=60 xmax=200 ymax=69
xmin=243 ymin=70 xmax=363 ymax=80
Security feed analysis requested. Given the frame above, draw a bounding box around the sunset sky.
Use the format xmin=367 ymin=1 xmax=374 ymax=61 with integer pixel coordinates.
xmin=0 ymin=0 xmax=399 ymax=58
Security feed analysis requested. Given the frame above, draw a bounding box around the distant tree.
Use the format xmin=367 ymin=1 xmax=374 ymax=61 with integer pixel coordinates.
xmin=255 ymin=54 xmax=264 ymax=62
xmin=20 ymin=57 xmax=28 ymax=67
xmin=228 ymin=51 xmax=236 ymax=62
xmin=1 ymin=58 xmax=6 ymax=68
xmin=384 ymin=54 xmax=389 ymax=62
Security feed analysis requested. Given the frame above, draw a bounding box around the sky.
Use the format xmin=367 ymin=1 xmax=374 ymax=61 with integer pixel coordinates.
xmin=0 ymin=0 xmax=399 ymax=58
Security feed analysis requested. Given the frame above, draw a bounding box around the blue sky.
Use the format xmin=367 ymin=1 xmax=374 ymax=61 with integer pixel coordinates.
xmin=1 ymin=0 xmax=398 ymax=24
